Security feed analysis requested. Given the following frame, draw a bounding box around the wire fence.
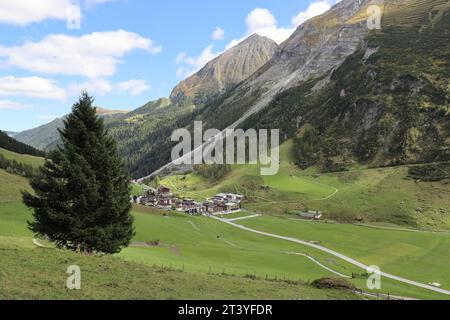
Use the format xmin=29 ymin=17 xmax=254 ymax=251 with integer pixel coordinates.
xmin=144 ymin=262 xmax=405 ymax=300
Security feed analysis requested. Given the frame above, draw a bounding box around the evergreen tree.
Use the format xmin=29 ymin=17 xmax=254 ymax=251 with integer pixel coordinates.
xmin=23 ymin=93 xmax=134 ymax=254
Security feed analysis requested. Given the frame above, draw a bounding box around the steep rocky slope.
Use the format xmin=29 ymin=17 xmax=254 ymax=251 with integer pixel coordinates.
xmin=197 ymin=0 xmax=374 ymax=131
xmin=15 ymin=0 xmax=450 ymax=180
xmin=170 ymin=34 xmax=277 ymax=105
xmin=137 ymin=0 xmax=376 ymax=179
xmin=107 ymin=36 xmax=279 ymax=177
xmin=242 ymin=0 xmax=450 ymax=171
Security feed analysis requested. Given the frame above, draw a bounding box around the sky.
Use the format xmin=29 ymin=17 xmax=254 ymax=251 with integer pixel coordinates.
xmin=0 ymin=0 xmax=338 ymax=132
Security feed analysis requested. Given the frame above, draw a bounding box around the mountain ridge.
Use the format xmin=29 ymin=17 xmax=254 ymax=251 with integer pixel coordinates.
xmin=170 ymin=34 xmax=278 ymax=105
xmin=14 ymin=107 xmax=130 ymax=151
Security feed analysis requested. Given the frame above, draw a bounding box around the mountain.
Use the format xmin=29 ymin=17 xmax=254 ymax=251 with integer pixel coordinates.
xmin=14 ymin=107 xmax=128 ymax=151
xmin=131 ymin=0 xmax=377 ymax=178
xmin=106 ymin=35 xmax=280 ymax=177
xmin=0 ymin=131 xmax=45 ymax=158
xmin=240 ymin=0 xmax=450 ymax=171
xmin=4 ymin=131 xmax=17 ymax=138
xmin=170 ymin=34 xmax=278 ymax=104
xmin=196 ymin=0 xmax=374 ymax=131
xmin=133 ymin=0 xmax=450 ymax=179
xmin=15 ymin=0 xmax=450 ymax=179
xmin=14 ymin=118 xmax=65 ymax=151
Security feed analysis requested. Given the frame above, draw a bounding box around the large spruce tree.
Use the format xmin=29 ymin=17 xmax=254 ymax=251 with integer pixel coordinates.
xmin=23 ymin=93 xmax=134 ymax=254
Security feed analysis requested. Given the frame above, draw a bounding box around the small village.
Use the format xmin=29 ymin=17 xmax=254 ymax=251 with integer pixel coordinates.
xmin=132 ymin=185 xmax=245 ymax=216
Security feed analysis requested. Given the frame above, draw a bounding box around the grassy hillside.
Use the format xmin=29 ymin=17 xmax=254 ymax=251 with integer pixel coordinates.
xmin=1 ymin=146 xmax=448 ymax=299
xmin=0 ymin=170 xmax=31 ymax=203
xmin=0 ymin=148 xmax=45 ymax=168
xmin=0 ymin=169 xmax=362 ymax=300
xmin=0 ymin=202 xmax=362 ymax=300
xmin=1 ymin=201 xmax=448 ymax=299
xmin=162 ymin=141 xmax=450 ymax=230
xmin=236 ymin=215 xmax=450 ymax=292
xmin=1 ymin=238 xmax=359 ymax=300
xmin=0 ymin=131 xmax=45 ymax=158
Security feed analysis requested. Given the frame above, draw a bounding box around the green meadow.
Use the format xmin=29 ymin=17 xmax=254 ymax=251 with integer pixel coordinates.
xmin=0 ymin=169 xmax=31 ymax=203
xmin=1 ymin=138 xmax=449 ymax=300
xmin=0 ymin=197 xmax=448 ymax=299
xmin=162 ymin=140 xmax=450 ymax=229
xmin=1 ymin=234 xmax=360 ymax=300
xmin=236 ymin=215 xmax=450 ymax=291
xmin=0 ymin=200 xmax=362 ymax=300
xmin=0 ymin=147 xmax=45 ymax=168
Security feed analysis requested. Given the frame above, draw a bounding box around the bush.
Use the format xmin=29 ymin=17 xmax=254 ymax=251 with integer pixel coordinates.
xmin=408 ymin=163 xmax=450 ymax=182
xmin=311 ymin=278 xmax=356 ymax=291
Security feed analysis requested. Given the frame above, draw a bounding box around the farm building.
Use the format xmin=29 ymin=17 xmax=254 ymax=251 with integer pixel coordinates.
xmin=298 ymin=211 xmax=323 ymax=220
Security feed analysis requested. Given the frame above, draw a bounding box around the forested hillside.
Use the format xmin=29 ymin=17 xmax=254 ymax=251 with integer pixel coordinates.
xmin=0 ymin=131 xmax=45 ymax=158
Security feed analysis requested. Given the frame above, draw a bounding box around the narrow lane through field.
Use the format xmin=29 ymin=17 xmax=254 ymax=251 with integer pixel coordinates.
xmin=211 ymin=216 xmax=450 ymax=297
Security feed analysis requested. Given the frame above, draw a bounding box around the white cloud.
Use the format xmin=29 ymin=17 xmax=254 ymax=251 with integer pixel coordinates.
xmin=69 ymin=78 xmax=150 ymax=97
xmin=68 ymin=78 xmax=113 ymax=96
xmin=226 ymin=1 xmax=335 ymax=48
xmin=0 ymin=100 xmax=30 ymax=110
xmin=174 ymin=1 xmax=337 ymax=79
xmin=84 ymin=0 xmax=116 ymax=6
xmin=0 ymin=0 xmax=81 ymax=26
xmin=224 ymin=8 xmax=293 ymax=47
xmin=0 ymin=76 xmax=66 ymax=100
xmin=175 ymin=45 xmax=220 ymax=79
xmin=37 ymin=115 xmax=57 ymax=121
xmin=0 ymin=30 xmax=162 ymax=78
xmin=211 ymin=27 xmax=225 ymax=41
xmin=246 ymin=8 xmax=277 ymax=33
xmin=116 ymin=79 xmax=150 ymax=96
xmin=292 ymin=1 xmax=332 ymax=27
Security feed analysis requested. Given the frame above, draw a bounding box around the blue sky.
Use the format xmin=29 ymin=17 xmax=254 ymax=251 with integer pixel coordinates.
xmin=0 ymin=0 xmax=335 ymax=131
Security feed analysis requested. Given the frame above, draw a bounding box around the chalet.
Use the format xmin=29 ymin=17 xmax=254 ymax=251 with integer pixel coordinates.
xmin=134 ymin=186 xmax=244 ymax=216
xmin=213 ymin=193 xmax=227 ymax=203
xmin=225 ymin=202 xmax=240 ymax=212
xmin=226 ymin=193 xmax=244 ymax=203
xmin=158 ymin=186 xmax=172 ymax=198
xmin=185 ymin=202 xmax=206 ymax=215
xmin=157 ymin=198 xmax=172 ymax=210
xmin=298 ymin=211 xmax=323 ymax=220
xmin=208 ymin=203 xmax=228 ymax=214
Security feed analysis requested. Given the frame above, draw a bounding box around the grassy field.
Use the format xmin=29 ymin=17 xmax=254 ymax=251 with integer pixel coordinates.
xmin=1 ymin=200 xmax=448 ymax=299
xmin=0 ymin=169 xmax=31 ymax=203
xmin=0 ymin=147 xmax=45 ymax=168
xmin=1 ymin=140 xmax=449 ymax=300
xmin=0 ymin=237 xmax=360 ymax=300
xmin=131 ymin=184 xmax=145 ymax=196
xmin=0 ymin=194 xmax=363 ymax=299
xmin=235 ymin=215 xmax=450 ymax=292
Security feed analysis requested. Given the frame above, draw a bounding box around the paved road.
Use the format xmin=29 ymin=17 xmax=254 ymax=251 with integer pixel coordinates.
xmin=226 ymin=214 xmax=262 ymax=222
xmin=212 ymin=216 xmax=450 ymax=297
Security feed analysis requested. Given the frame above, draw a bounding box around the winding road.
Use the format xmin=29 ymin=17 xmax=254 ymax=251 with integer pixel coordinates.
xmin=211 ymin=216 xmax=450 ymax=297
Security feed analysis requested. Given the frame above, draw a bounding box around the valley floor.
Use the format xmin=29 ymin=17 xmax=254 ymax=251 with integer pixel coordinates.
xmin=1 ymin=139 xmax=449 ymax=300
xmin=1 ymin=198 xmax=449 ymax=300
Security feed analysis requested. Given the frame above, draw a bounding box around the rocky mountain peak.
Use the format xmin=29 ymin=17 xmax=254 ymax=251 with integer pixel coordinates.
xmin=170 ymin=34 xmax=278 ymax=105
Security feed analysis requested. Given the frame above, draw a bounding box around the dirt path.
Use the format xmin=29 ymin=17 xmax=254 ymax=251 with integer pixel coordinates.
xmin=285 ymin=252 xmax=352 ymax=278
